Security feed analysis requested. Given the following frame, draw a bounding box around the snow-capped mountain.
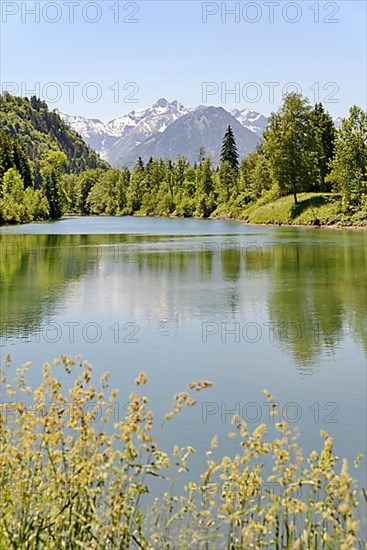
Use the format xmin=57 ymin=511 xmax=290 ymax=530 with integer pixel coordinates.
xmin=61 ymin=99 xmax=266 ymax=166
xmin=61 ymin=100 xmax=344 ymax=167
xmin=230 ymin=109 xmax=268 ymax=137
xmin=59 ymin=114 xmax=118 ymax=158
xmin=120 ymin=106 xmax=260 ymax=166
xmin=61 ymin=98 xmax=193 ymax=161
xmin=107 ymin=99 xmax=194 ymax=166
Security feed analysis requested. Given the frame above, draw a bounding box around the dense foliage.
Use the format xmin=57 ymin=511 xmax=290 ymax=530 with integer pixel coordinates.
xmin=0 ymin=132 xmax=33 ymax=188
xmin=0 ymin=357 xmax=365 ymax=548
xmin=0 ymin=92 xmax=366 ymax=226
xmin=0 ymin=166 xmax=49 ymax=224
xmin=327 ymin=106 xmax=367 ymax=221
xmin=0 ymin=92 xmax=108 ymax=224
xmin=63 ymin=96 xmax=366 ymax=224
xmin=0 ymin=92 xmax=108 ymax=184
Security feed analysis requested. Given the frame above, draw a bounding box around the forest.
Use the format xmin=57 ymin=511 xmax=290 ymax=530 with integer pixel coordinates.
xmin=0 ymin=92 xmax=366 ymax=226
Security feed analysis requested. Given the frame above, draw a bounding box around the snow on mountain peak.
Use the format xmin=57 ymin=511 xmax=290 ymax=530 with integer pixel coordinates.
xmin=61 ymin=101 xmax=344 ymax=167
xmin=61 ymin=101 xmax=268 ymax=164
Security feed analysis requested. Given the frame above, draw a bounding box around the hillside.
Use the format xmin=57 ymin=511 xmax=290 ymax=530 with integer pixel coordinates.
xmin=0 ymin=92 xmax=108 ymax=183
xmin=241 ymin=193 xmax=366 ymax=227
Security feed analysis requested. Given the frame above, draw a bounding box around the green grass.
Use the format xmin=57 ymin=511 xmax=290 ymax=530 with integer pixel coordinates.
xmin=243 ymin=193 xmax=343 ymax=226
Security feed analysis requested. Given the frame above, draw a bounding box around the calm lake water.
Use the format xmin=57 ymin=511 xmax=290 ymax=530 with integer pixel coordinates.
xmin=1 ymin=216 xmax=366 ymax=486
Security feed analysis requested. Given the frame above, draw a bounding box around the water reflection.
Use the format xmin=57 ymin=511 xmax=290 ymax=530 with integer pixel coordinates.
xmin=0 ymin=230 xmax=366 ymax=369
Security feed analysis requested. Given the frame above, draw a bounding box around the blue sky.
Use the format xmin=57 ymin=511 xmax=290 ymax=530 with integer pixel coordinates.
xmin=1 ymin=0 xmax=366 ymax=120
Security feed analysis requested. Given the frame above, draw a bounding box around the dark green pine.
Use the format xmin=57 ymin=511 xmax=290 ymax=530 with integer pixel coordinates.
xmin=220 ymin=125 xmax=239 ymax=170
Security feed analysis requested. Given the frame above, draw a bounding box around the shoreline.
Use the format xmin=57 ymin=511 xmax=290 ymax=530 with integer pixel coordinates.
xmin=240 ymin=220 xmax=367 ymax=231
xmin=182 ymin=214 xmax=367 ymax=231
xmin=1 ymin=213 xmax=366 ymax=231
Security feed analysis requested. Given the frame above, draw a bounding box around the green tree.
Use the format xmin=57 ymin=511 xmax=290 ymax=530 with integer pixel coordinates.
xmin=196 ymin=158 xmax=213 ymax=196
xmin=2 ymin=167 xmax=24 ymax=201
xmin=165 ymin=159 xmax=175 ymax=207
xmin=239 ymin=152 xmax=272 ymax=202
xmin=76 ymin=169 xmax=102 ymax=214
xmin=327 ymin=106 xmax=367 ymax=213
xmin=141 ymin=159 xmax=163 ymax=214
xmin=216 ymin=160 xmax=238 ymax=204
xmin=174 ymin=162 xmax=196 ymax=217
xmin=114 ymin=166 xmax=130 ymax=214
xmin=0 ymin=132 xmax=33 ymax=189
xmin=195 ymin=158 xmax=215 ymax=217
xmin=40 ymin=151 xmax=67 ymax=220
xmin=262 ymin=93 xmax=317 ymax=204
xmin=311 ymin=103 xmax=336 ymax=191
xmin=126 ymin=159 xmax=147 ymax=213
xmin=0 ymin=167 xmax=50 ymax=224
xmin=61 ymin=173 xmax=79 ymax=213
xmin=87 ymin=168 xmax=130 ymax=215
xmin=0 ymin=168 xmax=26 ymax=223
xmin=220 ymin=125 xmax=239 ymax=171
xmin=23 ymin=187 xmax=49 ymax=221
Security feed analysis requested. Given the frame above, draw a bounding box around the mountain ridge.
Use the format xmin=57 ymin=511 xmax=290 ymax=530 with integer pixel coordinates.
xmin=117 ymin=105 xmax=260 ymax=166
xmin=60 ymin=99 xmax=343 ymax=167
xmin=60 ymin=99 xmax=265 ymax=166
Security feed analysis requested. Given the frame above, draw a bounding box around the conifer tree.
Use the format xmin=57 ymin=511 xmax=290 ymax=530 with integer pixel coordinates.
xmin=0 ymin=133 xmax=33 ymax=189
xmin=40 ymin=151 xmax=67 ymax=220
xmin=220 ymin=125 xmax=239 ymax=171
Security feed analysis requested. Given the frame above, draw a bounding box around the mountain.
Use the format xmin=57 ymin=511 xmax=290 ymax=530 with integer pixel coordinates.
xmin=0 ymin=92 xmax=108 ymax=182
xmin=59 ymin=114 xmax=117 ymax=155
xmin=61 ymin=99 xmax=264 ymax=166
xmin=61 ymin=99 xmax=193 ymax=163
xmin=107 ymin=99 xmax=193 ymax=166
xmin=230 ymin=109 xmax=268 ymax=137
xmin=119 ymin=106 xmax=260 ymax=166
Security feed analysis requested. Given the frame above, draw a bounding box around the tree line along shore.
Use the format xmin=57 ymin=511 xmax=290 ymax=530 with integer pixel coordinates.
xmin=1 ymin=92 xmax=366 ymax=227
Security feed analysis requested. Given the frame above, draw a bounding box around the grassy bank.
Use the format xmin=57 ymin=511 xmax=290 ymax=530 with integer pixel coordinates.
xmin=1 ymin=356 xmax=366 ymax=549
xmin=239 ymin=193 xmax=367 ymax=228
xmin=2 ymin=191 xmax=367 ymax=230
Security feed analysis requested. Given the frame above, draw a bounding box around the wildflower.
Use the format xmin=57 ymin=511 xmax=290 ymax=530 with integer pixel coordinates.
xmin=0 ymin=358 xmax=365 ymax=549
xmin=187 ymin=380 xmax=213 ymax=391
xmin=134 ymin=371 xmax=147 ymax=386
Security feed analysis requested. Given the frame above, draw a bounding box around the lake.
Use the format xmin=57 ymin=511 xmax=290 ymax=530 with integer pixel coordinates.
xmin=0 ymin=216 xmax=366 ymax=487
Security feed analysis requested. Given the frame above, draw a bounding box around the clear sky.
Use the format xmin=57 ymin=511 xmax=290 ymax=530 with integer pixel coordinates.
xmin=1 ymin=0 xmax=366 ymax=120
